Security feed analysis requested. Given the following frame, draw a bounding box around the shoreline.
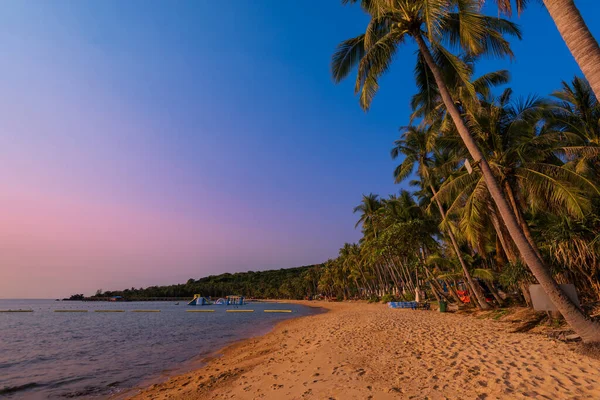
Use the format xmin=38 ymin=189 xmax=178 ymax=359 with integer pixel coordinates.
xmin=115 ymin=301 xmax=325 ymax=400
xmin=125 ymin=302 xmax=600 ymax=399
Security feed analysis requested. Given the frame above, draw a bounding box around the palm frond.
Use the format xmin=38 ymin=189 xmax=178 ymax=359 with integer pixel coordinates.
xmin=355 ymin=30 xmax=406 ymax=110
xmin=332 ymin=35 xmax=366 ymax=83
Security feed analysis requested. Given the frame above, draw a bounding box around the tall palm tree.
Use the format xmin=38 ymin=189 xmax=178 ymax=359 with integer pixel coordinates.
xmin=392 ymin=124 xmax=490 ymax=309
xmin=332 ymin=0 xmax=600 ymax=341
xmin=486 ymin=0 xmax=600 ymax=100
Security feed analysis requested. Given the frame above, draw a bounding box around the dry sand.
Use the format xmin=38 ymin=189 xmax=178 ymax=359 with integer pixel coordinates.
xmin=127 ymin=302 xmax=600 ymax=399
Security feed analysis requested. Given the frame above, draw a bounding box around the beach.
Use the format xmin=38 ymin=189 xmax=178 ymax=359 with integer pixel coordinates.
xmin=127 ymin=302 xmax=600 ymax=399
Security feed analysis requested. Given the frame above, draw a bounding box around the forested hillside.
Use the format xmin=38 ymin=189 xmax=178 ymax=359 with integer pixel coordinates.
xmin=96 ymin=265 xmax=323 ymax=300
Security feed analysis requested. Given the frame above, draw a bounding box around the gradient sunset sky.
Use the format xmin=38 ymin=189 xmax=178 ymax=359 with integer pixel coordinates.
xmin=1 ymin=1 xmax=599 ymax=298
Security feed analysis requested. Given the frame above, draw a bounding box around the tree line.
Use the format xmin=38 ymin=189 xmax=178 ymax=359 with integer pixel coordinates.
xmin=328 ymin=0 xmax=600 ymax=343
xmin=95 ymin=266 xmax=322 ymax=300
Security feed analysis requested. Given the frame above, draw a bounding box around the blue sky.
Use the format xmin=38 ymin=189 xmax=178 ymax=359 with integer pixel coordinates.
xmin=0 ymin=1 xmax=599 ymax=297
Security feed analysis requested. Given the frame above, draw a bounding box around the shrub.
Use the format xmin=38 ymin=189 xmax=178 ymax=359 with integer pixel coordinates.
xmin=381 ymin=293 xmax=396 ymax=303
xmin=401 ymin=292 xmax=415 ymax=301
xmin=367 ymin=295 xmax=380 ymax=303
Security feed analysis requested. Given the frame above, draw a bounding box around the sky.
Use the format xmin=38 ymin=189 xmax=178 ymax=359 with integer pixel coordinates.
xmin=1 ymin=1 xmax=599 ymax=298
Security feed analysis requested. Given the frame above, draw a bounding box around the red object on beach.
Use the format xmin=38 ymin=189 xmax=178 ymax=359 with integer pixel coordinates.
xmin=456 ymin=290 xmax=471 ymax=304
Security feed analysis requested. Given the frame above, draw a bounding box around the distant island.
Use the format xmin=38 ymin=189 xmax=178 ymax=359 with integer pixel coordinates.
xmin=71 ymin=265 xmax=322 ymax=301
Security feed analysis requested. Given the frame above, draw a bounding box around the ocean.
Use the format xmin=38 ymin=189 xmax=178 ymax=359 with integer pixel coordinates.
xmin=0 ymin=299 xmax=319 ymax=399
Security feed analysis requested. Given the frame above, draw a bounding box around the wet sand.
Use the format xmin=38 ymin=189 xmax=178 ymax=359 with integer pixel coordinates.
xmin=127 ymin=302 xmax=600 ymax=399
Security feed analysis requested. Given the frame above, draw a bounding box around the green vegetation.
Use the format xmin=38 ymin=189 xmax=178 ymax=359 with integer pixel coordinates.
xmin=96 ymin=266 xmax=323 ymax=300
xmin=330 ymin=0 xmax=600 ymax=342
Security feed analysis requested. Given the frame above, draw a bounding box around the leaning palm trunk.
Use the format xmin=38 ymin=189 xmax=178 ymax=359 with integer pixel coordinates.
xmin=384 ymin=256 xmax=403 ymax=289
xmin=424 ymin=266 xmax=450 ymax=302
xmin=543 ymin=0 xmax=600 ymax=100
xmin=487 ymin=283 xmax=504 ymax=307
xmin=503 ymin=182 xmax=543 ymax=260
xmin=415 ymin=34 xmax=600 ymax=343
xmin=398 ymin=258 xmax=416 ymax=293
xmin=489 ymin=207 xmax=518 ymax=263
xmin=490 ymin=208 xmax=534 ymax=306
xmin=426 ymin=274 xmax=442 ymax=302
xmin=430 ymin=184 xmax=490 ymax=309
xmin=418 ymin=249 xmax=445 ymax=302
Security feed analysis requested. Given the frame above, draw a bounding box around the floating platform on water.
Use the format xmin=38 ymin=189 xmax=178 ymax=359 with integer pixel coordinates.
xmin=188 ymin=294 xmax=246 ymax=306
xmin=188 ymin=294 xmax=212 ymax=306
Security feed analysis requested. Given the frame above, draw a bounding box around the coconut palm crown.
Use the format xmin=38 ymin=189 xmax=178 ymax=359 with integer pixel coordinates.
xmin=332 ymin=0 xmax=521 ymax=111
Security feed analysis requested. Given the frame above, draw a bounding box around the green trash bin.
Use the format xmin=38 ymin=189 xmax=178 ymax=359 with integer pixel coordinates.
xmin=439 ymin=300 xmax=447 ymax=313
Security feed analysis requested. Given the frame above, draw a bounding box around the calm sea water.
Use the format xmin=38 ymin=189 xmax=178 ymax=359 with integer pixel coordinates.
xmin=0 ymin=299 xmax=319 ymax=399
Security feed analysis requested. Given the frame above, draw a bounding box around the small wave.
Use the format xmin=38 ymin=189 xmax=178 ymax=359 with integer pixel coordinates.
xmin=51 ymin=377 xmax=119 ymax=398
xmin=61 ymin=384 xmax=108 ymax=398
xmin=0 ymin=382 xmax=40 ymax=395
xmin=47 ymin=376 xmax=88 ymax=389
xmin=0 ymin=361 xmax=18 ymax=370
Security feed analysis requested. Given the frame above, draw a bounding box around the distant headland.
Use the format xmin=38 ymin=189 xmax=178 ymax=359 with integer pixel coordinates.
xmin=65 ymin=265 xmax=321 ymax=301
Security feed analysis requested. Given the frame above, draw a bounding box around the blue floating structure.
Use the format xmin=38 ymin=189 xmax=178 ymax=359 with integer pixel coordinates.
xmin=188 ymin=294 xmax=211 ymax=306
xmin=226 ymin=295 xmax=245 ymax=306
xmin=188 ymin=294 xmax=245 ymax=306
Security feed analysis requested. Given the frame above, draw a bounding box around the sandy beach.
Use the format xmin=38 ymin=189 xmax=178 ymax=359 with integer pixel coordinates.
xmin=127 ymin=302 xmax=600 ymax=400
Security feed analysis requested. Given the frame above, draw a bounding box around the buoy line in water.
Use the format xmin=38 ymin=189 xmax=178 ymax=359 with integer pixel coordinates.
xmin=3 ymin=308 xmax=293 ymax=314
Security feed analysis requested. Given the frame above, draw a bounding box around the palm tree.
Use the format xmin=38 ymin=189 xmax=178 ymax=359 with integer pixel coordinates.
xmin=552 ymin=77 xmax=600 ymax=143
xmin=381 ymin=191 xmax=423 ymax=223
xmin=446 ymin=87 xmax=597 ymax=223
xmin=485 ymin=0 xmax=600 ymax=100
xmin=549 ymin=76 xmax=600 ymax=177
xmin=436 ymin=87 xmax=598 ymax=297
xmin=537 ymin=212 xmax=600 ymax=299
xmin=353 ymin=193 xmax=382 ymax=239
xmin=392 ymin=124 xmax=490 ymax=309
xmin=332 ymin=0 xmax=600 ymax=341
